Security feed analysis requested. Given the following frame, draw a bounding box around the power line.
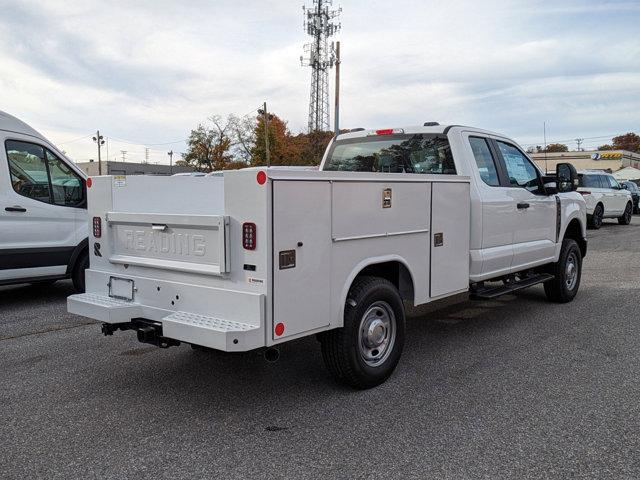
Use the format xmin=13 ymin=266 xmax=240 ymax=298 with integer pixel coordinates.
xmin=56 ymin=133 xmax=93 ymax=145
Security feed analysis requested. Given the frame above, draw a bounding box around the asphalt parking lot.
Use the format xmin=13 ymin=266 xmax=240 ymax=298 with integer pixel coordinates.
xmin=2 ymin=219 xmax=640 ymax=480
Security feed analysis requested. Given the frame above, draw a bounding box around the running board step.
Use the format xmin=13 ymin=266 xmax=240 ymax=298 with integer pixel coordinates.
xmin=470 ymin=273 xmax=555 ymax=300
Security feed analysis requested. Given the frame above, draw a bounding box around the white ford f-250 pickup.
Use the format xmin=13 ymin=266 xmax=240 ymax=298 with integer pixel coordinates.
xmin=68 ymin=124 xmax=587 ymax=388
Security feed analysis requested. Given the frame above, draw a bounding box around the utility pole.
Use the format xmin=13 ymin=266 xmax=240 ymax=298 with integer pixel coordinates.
xmin=543 ymin=121 xmax=548 ymax=174
xmin=334 ymin=41 xmax=341 ymax=137
xmin=258 ymin=102 xmax=272 ymax=167
xmin=168 ymin=150 xmax=174 ymax=174
xmin=575 ymin=138 xmax=584 ymax=151
xmin=121 ymin=150 xmax=127 ymax=162
xmin=301 ymin=0 xmax=341 ymax=132
xmin=92 ymin=130 xmax=105 ymax=175
xmin=144 ymin=148 xmax=150 ymax=164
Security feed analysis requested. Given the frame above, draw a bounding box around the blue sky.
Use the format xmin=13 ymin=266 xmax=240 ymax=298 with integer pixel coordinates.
xmin=0 ymin=0 xmax=638 ymax=163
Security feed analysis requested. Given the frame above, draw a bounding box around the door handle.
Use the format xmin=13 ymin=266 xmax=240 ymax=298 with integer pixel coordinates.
xmin=517 ymin=202 xmax=530 ymax=210
xmin=5 ymin=206 xmax=27 ymax=212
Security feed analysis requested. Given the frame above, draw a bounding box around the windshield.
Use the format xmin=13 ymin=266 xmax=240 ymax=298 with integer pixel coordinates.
xmin=323 ymin=134 xmax=456 ymax=174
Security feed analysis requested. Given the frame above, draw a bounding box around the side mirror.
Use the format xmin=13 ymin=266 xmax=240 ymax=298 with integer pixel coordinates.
xmin=621 ymin=184 xmax=627 ymax=190
xmin=556 ymin=162 xmax=578 ymax=193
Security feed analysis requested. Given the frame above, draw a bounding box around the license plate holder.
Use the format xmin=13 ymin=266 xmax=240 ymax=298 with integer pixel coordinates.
xmin=109 ymin=276 xmax=134 ymax=301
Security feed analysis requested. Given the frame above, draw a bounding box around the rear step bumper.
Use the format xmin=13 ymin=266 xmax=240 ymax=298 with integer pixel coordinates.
xmin=68 ymin=293 xmax=263 ymax=351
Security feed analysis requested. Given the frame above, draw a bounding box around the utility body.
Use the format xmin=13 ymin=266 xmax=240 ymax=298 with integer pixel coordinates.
xmin=68 ymin=124 xmax=587 ymax=388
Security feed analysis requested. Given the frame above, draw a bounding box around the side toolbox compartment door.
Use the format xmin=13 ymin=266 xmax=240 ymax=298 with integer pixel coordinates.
xmin=272 ymin=180 xmax=331 ymax=340
xmin=430 ymin=181 xmax=470 ymax=298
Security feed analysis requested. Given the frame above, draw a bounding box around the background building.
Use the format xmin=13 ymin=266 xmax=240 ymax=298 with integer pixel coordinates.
xmin=530 ymin=150 xmax=640 ymax=173
xmin=75 ymin=160 xmax=194 ymax=176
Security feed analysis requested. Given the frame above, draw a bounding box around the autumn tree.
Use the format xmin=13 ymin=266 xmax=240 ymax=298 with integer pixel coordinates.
xmin=612 ymin=133 xmax=640 ymax=152
xmin=543 ymin=143 xmax=569 ymax=153
xmin=598 ymin=144 xmax=614 ymax=151
xmin=182 ymin=115 xmax=252 ymax=172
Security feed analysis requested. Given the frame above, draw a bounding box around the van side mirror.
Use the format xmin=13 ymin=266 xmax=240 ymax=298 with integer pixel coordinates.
xmin=556 ymin=163 xmax=578 ymax=193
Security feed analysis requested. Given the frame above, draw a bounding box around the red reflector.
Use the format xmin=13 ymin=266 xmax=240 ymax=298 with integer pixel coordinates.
xmin=375 ymin=129 xmax=394 ymax=135
xmin=242 ymin=222 xmax=256 ymax=250
xmin=256 ymin=171 xmax=267 ymax=185
xmin=92 ymin=216 xmax=102 ymax=238
xmin=86 ymin=177 xmax=92 ymax=188
xmin=275 ymin=322 xmax=285 ymax=336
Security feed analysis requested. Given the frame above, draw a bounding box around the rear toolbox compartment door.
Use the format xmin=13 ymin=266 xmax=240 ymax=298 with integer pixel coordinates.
xmin=106 ymin=212 xmax=230 ymax=275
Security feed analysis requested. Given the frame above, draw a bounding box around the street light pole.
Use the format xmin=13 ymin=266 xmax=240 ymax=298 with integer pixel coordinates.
xmin=93 ymin=130 xmax=105 ymax=175
xmin=168 ymin=150 xmax=174 ymax=174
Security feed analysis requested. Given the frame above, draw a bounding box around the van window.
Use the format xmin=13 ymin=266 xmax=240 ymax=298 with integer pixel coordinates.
xmin=324 ymin=134 xmax=456 ymax=174
xmin=496 ymin=141 xmax=543 ymax=193
xmin=6 ymin=140 xmax=51 ymax=203
xmin=46 ymin=150 xmax=84 ymax=207
xmin=5 ymin=140 xmax=84 ymax=207
xmin=469 ymin=137 xmax=499 ymax=186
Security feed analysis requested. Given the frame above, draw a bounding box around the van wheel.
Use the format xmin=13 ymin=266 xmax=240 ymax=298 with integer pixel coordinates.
xmin=588 ymin=204 xmax=603 ymax=229
xmin=320 ymin=276 xmax=405 ymax=389
xmin=72 ymin=250 xmax=89 ymax=293
xmin=618 ymin=202 xmax=633 ymax=225
xmin=544 ymin=239 xmax=582 ymax=303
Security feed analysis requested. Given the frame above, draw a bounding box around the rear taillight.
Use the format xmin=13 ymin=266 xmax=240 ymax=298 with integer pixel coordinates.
xmin=93 ymin=216 xmax=102 ymax=238
xmin=242 ymin=222 xmax=256 ymax=250
xmin=579 ymin=191 xmax=591 ymax=196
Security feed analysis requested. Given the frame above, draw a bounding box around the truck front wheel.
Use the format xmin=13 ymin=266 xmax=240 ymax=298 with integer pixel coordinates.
xmin=320 ymin=276 xmax=405 ymax=389
xmin=544 ymin=239 xmax=582 ymax=303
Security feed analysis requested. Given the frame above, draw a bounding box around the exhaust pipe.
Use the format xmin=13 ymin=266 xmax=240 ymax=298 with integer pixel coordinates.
xmin=264 ymin=347 xmax=280 ymax=363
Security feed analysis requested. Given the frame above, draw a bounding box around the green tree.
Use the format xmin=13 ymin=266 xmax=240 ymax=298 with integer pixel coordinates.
xmin=544 ymin=143 xmax=569 ymax=153
xmin=182 ymin=115 xmax=235 ymax=172
xmin=612 ymin=133 xmax=640 ymax=152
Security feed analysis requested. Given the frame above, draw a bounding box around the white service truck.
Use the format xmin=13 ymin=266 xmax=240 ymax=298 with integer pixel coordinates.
xmin=68 ymin=124 xmax=587 ymax=388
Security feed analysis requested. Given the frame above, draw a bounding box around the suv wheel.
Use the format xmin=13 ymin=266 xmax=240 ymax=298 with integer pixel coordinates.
xmin=320 ymin=276 xmax=405 ymax=389
xmin=588 ymin=204 xmax=603 ymax=229
xmin=544 ymin=239 xmax=582 ymax=303
xmin=618 ymin=202 xmax=633 ymax=225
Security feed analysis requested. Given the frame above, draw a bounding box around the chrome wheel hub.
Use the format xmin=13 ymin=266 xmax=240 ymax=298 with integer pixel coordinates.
xmin=358 ymin=301 xmax=396 ymax=367
xmin=565 ymin=252 xmax=578 ymax=290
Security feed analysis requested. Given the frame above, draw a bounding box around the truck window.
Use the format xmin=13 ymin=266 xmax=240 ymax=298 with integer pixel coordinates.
xmin=323 ymin=134 xmax=456 ymax=174
xmin=496 ymin=141 xmax=543 ymax=194
xmin=469 ymin=137 xmax=499 ymax=186
xmin=46 ymin=150 xmax=85 ymax=207
xmin=5 ymin=140 xmax=51 ymax=203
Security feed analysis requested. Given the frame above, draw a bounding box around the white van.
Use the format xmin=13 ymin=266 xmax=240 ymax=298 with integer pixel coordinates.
xmin=0 ymin=111 xmax=88 ymax=291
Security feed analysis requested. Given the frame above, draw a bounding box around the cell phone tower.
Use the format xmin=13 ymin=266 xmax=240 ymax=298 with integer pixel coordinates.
xmin=300 ymin=0 xmax=341 ymax=132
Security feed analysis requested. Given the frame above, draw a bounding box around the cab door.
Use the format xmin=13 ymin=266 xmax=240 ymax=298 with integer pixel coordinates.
xmin=0 ymin=136 xmax=85 ymax=281
xmin=491 ymin=140 xmax=557 ymax=271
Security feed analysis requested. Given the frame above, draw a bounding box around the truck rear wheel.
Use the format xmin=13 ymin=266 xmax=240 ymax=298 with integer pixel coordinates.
xmin=320 ymin=276 xmax=405 ymax=389
xmin=544 ymin=238 xmax=582 ymax=303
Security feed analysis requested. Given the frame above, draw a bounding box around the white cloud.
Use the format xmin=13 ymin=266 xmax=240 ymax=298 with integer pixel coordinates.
xmin=0 ymin=0 xmax=638 ymax=163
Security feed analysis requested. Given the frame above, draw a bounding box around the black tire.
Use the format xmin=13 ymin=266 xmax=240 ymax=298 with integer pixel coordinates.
xmin=72 ymin=250 xmax=89 ymax=293
xmin=544 ymin=239 xmax=582 ymax=303
xmin=618 ymin=202 xmax=633 ymax=225
xmin=587 ymin=204 xmax=603 ymax=230
xmin=320 ymin=276 xmax=405 ymax=389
